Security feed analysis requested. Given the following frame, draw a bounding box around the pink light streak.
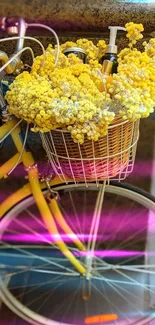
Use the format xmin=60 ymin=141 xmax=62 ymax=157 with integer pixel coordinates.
xmin=77 ymin=249 xmax=146 ymax=258
xmin=1 ymin=233 xmax=111 ymax=243
xmin=0 ymin=159 xmax=154 ymax=178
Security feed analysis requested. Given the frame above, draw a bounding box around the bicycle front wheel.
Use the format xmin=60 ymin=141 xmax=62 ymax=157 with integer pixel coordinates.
xmin=0 ymin=182 xmax=155 ymax=325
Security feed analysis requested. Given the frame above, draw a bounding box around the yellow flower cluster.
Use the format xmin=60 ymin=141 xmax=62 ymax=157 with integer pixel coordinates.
xmin=125 ymin=22 xmax=144 ymax=47
xmin=143 ymin=38 xmax=155 ymax=57
xmin=5 ymin=23 xmax=155 ymax=144
xmin=6 ymin=47 xmax=114 ymax=144
xmin=110 ymin=31 xmax=155 ymax=120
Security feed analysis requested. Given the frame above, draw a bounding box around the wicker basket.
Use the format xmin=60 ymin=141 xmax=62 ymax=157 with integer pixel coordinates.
xmin=41 ymin=118 xmax=139 ymax=183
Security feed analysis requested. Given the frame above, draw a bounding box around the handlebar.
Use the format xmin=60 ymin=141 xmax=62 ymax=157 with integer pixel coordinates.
xmin=0 ymin=17 xmax=60 ymax=124
xmin=0 ymin=16 xmax=27 ymax=52
xmin=0 ymin=16 xmax=27 ymax=75
xmin=0 ymin=16 xmax=60 ymax=76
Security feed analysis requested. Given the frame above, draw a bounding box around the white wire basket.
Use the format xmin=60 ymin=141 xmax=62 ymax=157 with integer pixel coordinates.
xmin=40 ymin=118 xmax=139 ymax=185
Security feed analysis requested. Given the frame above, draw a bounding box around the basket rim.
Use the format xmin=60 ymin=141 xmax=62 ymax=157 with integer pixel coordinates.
xmin=46 ymin=134 xmax=139 ymax=161
xmin=47 ymin=118 xmax=131 ymax=135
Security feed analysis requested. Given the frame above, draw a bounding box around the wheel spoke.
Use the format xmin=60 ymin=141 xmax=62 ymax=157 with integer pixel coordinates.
xmin=110 ymin=279 xmax=145 ymax=315
xmin=51 ymin=283 xmax=79 ymax=321
xmin=0 ymin=240 xmax=78 ymax=275
xmin=110 ymin=213 xmax=155 ymax=264
xmin=1 ymin=183 xmax=155 ymax=324
xmin=112 ymin=265 xmax=155 ymax=275
xmin=25 ymin=208 xmax=48 ymax=230
xmin=112 ymin=267 xmax=155 ymax=295
xmin=13 ymin=218 xmax=57 ymax=248
xmin=91 ymin=281 xmax=130 ymax=322
xmin=98 ymin=280 xmax=119 ymax=325
xmin=86 ymin=182 xmax=106 ymax=278
xmin=68 ymin=191 xmax=84 ymax=241
xmin=99 ymin=272 xmax=143 ymax=317
xmin=26 ymin=275 xmax=69 ymax=307
xmin=82 ymin=189 xmax=87 ymax=243
xmin=105 ymin=199 xmax=136 ymax=252
xmin=94 ymin=273 xmax=155 ymax=288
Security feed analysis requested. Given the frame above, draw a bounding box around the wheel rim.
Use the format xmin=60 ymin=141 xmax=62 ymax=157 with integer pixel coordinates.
xmin=0 ymin=184 xmax=155 ymax=325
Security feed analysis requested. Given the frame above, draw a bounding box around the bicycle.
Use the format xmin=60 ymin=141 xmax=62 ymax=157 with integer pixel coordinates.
xmin=0 ymin=16 xmax=155 ymax=325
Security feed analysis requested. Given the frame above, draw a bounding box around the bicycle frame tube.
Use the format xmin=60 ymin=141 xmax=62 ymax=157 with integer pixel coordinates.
xmin=0 ymin=119 xmax=19 ymax=140
xmin=0 ymin=120 xmax=22 ymax=179
xmin=0 ymin=153 xmax=21 ymax=179
xmin=48 ymin=198 xmax=86 ymax=251
xmin=0 ymin=176 xmax=64 ymax=218
xmin=0 ymin=183 xmax=32 ymax=217
xmin=29 ymin=168 xmax=86 ymax=274
xmin=0 ymin=122 xmax=83 ymax=252
xmin=8 ymin=125 xmax=86 ymax=275
xmin=0 ymin=170 xmax=86 ymax=272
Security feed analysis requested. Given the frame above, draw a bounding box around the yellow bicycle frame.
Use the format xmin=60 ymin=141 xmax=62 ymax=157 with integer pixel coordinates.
xmin=0 ymin=119 xmax=86 ymax=274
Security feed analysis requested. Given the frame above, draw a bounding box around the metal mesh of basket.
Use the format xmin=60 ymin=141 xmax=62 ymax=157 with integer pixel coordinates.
xmin=40 ymin=118 xmax=139 ymax=184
